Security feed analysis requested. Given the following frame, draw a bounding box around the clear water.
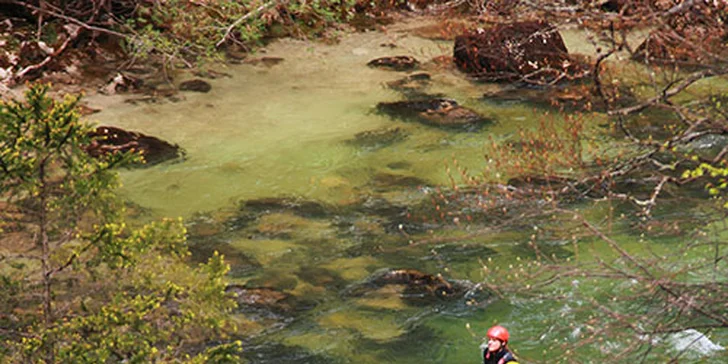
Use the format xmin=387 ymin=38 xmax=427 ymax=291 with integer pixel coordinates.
xmin=85 ymin=19 xmax=727 ymax=363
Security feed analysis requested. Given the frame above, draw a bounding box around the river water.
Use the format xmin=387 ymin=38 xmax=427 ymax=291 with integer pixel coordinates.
xmin=86 ymin=18 xmax=727 ymax=363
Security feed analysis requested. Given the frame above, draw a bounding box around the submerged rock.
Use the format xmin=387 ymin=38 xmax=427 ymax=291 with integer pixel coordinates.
xmin=367 ymin=56 xmax=420 ymax=71
xmin=86 ymin=126 xmax=183 ymax=166
xmin=242 ymin=197 xmax=333 ymax=218
xmin=244 ymin=57 xmax=285 ymax=67
xmin=386 ymin=161 xmax=412 ymax=170
xmin=187 ymin=239 xmax=260 ymax=277
xmin=241 ymin=342 xmax=337 ymax=364
xmin=246 ymin=271 xmax=301 ymax=291
xmin=225 ymin=284 xmax=315 ymax=337
xmin=385 ymin=73 xmax=432 ymax=97
xmin=297 ymin=266 xmax=347 ymax=290
xmin=185 ymin=211 xmax=230 ymax=238
xmin=252 ymin=212 xmax=330 ymax=240
xmin=377 ymin=98 xmax=491 ymax=131
xmin=345 ymin=268 xmax=477 ymax=302
xmin=345 ymin=195 xmax=408 ymax=219
xmin=372 ymin=269 xmax=454 ymax=293
xmin=453 ymin=20 xmax=586 ymax=82
xmin=179 ymin=79 xmax=212 ymax=93
xmin=225 ymin=285 xmax=294 ymax=313
xmin=345 ymin=127 xmax=409 ymax=150
xmin=370 ymin=172 xmax=428 ymax=190
xmin=225 ymin=196 xmax=334 ymax=231
xmin=483 ymin=81 xmax=631 ymax=112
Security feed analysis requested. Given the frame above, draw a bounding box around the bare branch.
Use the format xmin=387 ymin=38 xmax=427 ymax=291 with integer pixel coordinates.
xmin=10 ymin=1 xmax=129 ymax=39
xmin=216 ymin=0 xmax=284 ymax=48
xmin=609 ymin=69 xmax=724 ymax=117
xmin=14 ymin=26 xmax=79 ymax=81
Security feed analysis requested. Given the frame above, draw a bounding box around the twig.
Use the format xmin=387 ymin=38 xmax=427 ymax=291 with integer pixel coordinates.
xmin=10 ymin=1 xmax=128 ymax=39
xmin=14 ymin=32 xmax=74 ymax=82
xmin=664 ymin=0 xmax=695 ymax=16
xmin=642 ymin=176 xmax=670 ymax=216
xmin=216 ymin=0 xmax=283 ymax=48
xmin=393 ymin=227 xmax=495 ymax=249
xmin=608 ymin=69 xmax=722 ymax=116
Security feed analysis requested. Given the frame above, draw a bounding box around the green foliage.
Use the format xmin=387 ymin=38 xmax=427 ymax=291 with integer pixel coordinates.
xmin=0 ymin=84 xmax=239 ymax=362
xmin=0 ymin=83 xmax=129 ymax=232
xmin=16 ymin=234 xmax=237 ymax=363
xmin=682 ymin=162 xmax=728 ymax=206
xmin=124 ymin=0 xmax=361 ymax=64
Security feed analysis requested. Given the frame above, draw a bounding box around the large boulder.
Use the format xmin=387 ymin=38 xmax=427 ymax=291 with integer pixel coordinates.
xmin=453 ymin=20 xmax=584 ymax=83
xmin=86 ymin=126 xmax=182 ymax=166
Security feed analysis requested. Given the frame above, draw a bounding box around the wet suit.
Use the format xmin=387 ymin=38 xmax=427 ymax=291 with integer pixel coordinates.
xmin=483 ymin=347 xmax=518 ymax=364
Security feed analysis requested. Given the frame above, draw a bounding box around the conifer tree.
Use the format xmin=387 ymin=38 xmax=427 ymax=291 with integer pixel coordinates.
xmin=0 ymin=84 xmax=240 ymax=362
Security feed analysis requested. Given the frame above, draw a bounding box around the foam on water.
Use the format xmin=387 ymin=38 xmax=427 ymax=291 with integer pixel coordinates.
xmin=669 ymin=329 xmax=724 ymax=358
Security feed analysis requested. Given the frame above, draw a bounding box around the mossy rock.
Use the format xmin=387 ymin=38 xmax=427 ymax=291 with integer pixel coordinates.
xmin=322 ymin=256 xmax=380 ymax=282
xmin=377 ymin=98 xmax=491 ymax=131
xmin=345 ymin=127 xmax=409 ymax=150
xmin=370 ymin=172 xmax=428 ymax=190
xmin=187 ymin=238 xmax=260 ymax=277
xmin=228 ymin=238 xmax=300 ymax=266
xmin=367 ymin=56 xmax=419 ymax=71
xmin=317 ymin=309 xmax=407 ymax=341
xmin=385 ymin=73 xmax=432 ymax=97
xmin=179 ymin=79 xmax=212 ymax=93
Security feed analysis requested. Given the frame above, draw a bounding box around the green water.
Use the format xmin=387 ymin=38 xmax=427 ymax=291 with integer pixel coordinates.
xmin=86 ymin=19 xmax=727 ymax=363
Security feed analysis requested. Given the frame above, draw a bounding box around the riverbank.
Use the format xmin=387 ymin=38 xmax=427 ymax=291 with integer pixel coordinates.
xmin=0 ymin=1 xmax=485 ymax=102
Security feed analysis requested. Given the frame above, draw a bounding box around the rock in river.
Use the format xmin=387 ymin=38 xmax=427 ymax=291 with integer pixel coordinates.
xmin=385 ymin=73 xmax=432 ymax=97
xmin=377 ymin=98 xmax=490 ymax=131
xmin=453 ymin=20 xmax=586 ymax=82
xmin=345 ymin=127 xmax=409 ymax=150
xmin=179 ymin=79 xmax=212 ymax=93
xmin=345 ymin=268 xmax=478 ymax=303
xmin=86 ymin=126 xmax=183 ymax=166
xmin=367 ymin=56 xmax=420 ymax=71
xmin=225 ymin=285 xmax=294 ymax=313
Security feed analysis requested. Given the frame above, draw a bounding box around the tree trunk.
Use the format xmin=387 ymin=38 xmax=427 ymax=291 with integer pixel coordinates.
xmin=38 ymin=159 xmax=54 ymax=363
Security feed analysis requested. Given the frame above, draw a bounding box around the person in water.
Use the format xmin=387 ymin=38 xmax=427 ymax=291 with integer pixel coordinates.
xmin=483 ymin=325 xmax=518 ymax=364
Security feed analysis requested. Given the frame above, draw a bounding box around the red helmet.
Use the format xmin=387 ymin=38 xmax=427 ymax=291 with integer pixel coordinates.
xmin=487 ymin=325 xmax=509 ymax=343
